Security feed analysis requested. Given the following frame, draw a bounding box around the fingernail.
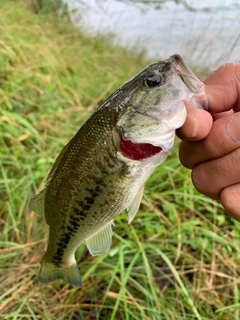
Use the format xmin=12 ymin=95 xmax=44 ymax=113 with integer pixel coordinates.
xmin=181 ymin=113 xmax=198 ymax=138
xmin=226 ymin=113 xmax=240 ymax=142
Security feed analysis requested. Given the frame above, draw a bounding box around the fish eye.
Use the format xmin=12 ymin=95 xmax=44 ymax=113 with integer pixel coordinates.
xmin=145 ymin=74 xmax=163 ymax=88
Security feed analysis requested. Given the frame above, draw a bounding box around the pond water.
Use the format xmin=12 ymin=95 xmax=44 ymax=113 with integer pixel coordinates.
xmin=70 ymin=0 xmax=240 ymax=69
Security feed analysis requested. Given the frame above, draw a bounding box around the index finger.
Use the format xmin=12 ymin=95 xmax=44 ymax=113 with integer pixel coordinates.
xmin=204 ymin=63 xmax=240 ymax=113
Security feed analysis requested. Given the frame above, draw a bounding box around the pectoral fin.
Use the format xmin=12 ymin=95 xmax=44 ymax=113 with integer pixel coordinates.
xmin=127 ymin=185 xmax=144 ymax=224
xmin=86 ymin=220 xmax=114 ymax=256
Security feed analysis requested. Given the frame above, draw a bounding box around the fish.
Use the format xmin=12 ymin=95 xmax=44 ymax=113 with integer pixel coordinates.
xmin=29 ymin=54 xmax=208 ymax=288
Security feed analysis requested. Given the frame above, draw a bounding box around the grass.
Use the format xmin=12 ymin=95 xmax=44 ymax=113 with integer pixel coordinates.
xmin=0 ymin=1 xmax=240 ymax=319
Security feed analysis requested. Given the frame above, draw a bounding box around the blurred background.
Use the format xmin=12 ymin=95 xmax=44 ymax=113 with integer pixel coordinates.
xmin=70 ymin=0 xmax=240 ymax=69
xmin=0 ymin=1 xmax=240 ymax=320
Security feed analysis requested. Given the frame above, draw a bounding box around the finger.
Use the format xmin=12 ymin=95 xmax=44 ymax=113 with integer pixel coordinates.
xmin=212 ymin=110 xmax=233 ymax=121
xmin=177 ymin=106 xmax=212 ymax=141
xmin=220 ymin=184 xmax=240 ymax=222
xmin=179 ymin=112 xmax=240 ymax=169
xmin=191 ymin=148 xmax=240 ymax=200
xmin=204 ymin=63 xmax=240 ymax=113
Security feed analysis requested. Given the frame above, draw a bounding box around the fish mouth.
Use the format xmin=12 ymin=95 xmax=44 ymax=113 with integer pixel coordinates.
xmin=169 ymin=55 xmax=202 ymax=93
xmin=169 ymin=54 xmax=208 ymax=110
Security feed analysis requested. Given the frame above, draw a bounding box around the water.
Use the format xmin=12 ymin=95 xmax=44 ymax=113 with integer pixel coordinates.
xmin=69 ymin=0 xmax=240 ymax=69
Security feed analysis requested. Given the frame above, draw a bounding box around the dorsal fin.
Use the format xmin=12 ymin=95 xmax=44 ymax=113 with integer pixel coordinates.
xmin=45 ymin=139 xmax=72 ymax=187
xmin=29 ymin=190 xmax=45 ymax=216
xmin=29 ymin=139 xmax=73 ymax=216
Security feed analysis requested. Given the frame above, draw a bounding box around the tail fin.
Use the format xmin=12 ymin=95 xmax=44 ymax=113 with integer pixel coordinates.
xmin=38 ymin=261 xmax=82 ymax=288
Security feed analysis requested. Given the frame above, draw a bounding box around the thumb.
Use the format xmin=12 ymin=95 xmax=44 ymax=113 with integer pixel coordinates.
xmin=204 ymin=63 xmax=240 ymax=113
xmin=177 ymin=107 xmax=212 ymax=141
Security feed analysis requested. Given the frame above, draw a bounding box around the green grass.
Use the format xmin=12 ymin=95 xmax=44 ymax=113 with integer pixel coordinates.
xmin=0 ymin=1 xmax=240 ymax=319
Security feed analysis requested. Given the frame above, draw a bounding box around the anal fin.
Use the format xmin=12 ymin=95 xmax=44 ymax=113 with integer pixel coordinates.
xmin=86 ymin=220 xmax=114 ymax=256
xmin=127 ymin=185 xmax=144 ymax=224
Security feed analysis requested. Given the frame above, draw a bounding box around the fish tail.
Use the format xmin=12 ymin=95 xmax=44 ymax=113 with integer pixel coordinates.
xmin=38 ymin=259 xmax=82 ymax=288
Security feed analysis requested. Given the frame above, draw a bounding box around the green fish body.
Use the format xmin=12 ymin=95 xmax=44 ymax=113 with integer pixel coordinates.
xmin=30 ymin=55 xmax=207 ymax=287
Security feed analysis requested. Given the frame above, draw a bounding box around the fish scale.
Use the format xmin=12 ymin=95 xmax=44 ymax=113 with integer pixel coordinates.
xmin=29 ymin=55 xmax=208 ymax=287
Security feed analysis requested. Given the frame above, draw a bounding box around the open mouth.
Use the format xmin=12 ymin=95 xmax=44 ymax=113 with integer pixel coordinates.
xmin=120 ymin=135 xmax=162 ymax=161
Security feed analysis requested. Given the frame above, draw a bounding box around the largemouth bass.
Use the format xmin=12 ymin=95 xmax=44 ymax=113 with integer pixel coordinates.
xmin=30 ymin=55 xmax=207 ymax=287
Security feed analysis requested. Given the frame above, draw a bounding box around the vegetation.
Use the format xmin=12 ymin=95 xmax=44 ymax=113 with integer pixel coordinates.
xmin=24 ymin=0 xmax=68 ymax=14
xmin=117 ymin=0 xmax=197 ymax=11
xmin=0 ymin=1 xmax=239 ymax=319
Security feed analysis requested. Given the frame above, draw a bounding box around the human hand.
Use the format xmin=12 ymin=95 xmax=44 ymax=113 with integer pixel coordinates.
xmin=178 ymin=63 xmax=240 ymax=221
